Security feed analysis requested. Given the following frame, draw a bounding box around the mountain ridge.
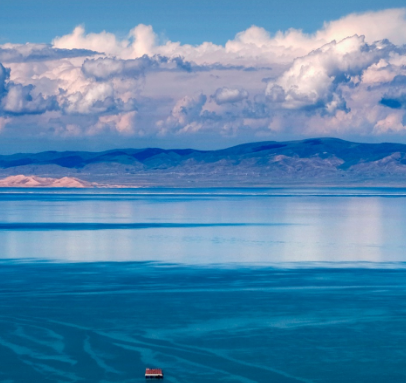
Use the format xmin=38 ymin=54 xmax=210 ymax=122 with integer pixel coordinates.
xmin=1 ymin=138 xmax=406 ymax=186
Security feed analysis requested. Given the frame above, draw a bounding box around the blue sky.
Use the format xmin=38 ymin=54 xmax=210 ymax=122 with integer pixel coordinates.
xmin=1 ymin=0 xmax=405 ymax=45
xmin=1 ymin=2 xmax=406 ymax=152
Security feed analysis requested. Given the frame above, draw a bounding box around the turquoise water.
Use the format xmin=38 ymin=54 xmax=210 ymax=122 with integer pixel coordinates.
xmin=1 ymin=188 xmax=406 ymax=382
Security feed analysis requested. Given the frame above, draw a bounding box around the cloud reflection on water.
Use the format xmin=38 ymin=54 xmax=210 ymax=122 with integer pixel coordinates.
xmin=0 ymin=191 xmax=405 ymax=264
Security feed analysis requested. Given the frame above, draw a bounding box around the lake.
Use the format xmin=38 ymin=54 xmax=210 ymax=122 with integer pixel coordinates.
xmin=1 ymin=187 xmax=406 ymax=264
xmin=1 ymin=188 xmax=406 ymax=382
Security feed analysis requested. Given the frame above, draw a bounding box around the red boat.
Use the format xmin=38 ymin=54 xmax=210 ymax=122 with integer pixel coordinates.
xmin=145 ymin=368 xmax=163 ymax=379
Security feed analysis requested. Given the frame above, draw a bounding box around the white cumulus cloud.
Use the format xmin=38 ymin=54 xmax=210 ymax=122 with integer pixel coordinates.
xmin=0 ymin=8 xmax=406 ymax=142
xmin=212 ymin=87 xmax=249 ymax=105
xmin=52 ymin=8 xmax=406 ymax=65
xmin=265 ymin=35 xmax=394 ymax=112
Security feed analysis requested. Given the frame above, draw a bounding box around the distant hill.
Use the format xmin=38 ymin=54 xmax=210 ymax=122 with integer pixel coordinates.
xmin=0 ymin=175 xmax=94 ymax=188
xmin=1 ymin=138 xmax=406 ymax=186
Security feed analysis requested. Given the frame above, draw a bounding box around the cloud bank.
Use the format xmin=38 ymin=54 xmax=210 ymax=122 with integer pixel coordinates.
xmin=1 ymin=8 xmax=406 ymax=148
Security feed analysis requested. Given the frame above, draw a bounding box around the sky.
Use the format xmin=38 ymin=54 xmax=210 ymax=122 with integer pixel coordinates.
xmin=1 ymin=1 xmax=406 ymax=153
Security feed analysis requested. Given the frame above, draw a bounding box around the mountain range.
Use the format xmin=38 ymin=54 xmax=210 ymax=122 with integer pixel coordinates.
xmin=1 ymin=138 xmax=406 ymax=187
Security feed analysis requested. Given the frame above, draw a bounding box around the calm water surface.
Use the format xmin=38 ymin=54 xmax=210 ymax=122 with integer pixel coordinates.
xmin=1 ymin=188 xmax=406 ymax=382
xmin=1 ymin=187 xmax=406 ymax=264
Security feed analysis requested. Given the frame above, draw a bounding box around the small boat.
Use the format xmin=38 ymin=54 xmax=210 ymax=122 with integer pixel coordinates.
xmin=145 ymin=368 xmax=164 ymax=379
